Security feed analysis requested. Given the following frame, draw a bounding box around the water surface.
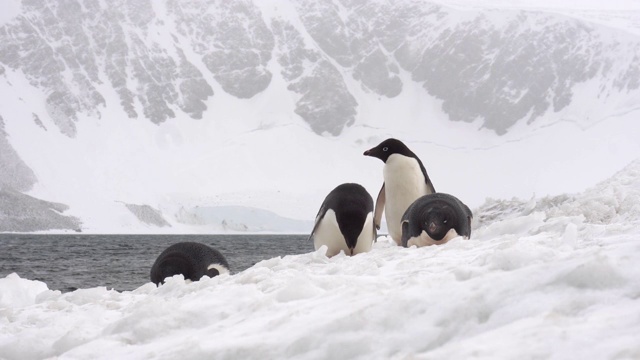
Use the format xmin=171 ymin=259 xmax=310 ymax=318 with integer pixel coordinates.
xmin=0 ymin=234 xmax=310 ymax=292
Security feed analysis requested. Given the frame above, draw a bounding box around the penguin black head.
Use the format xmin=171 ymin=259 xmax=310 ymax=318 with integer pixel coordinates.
xmin=422 ymin=205 xmax=457 ymax=241
xmin=150 ymin=242 xmax=230 ymax=286
xmin=363 ymin=138 xmax=415 ymax=163
xmin=309 ymin=183 xmax=375 ymax=257
xmin=336 ymin=208 xmax=368 ymax=253
xmin=401 ymin=193 xmax=472 ymax=247
xmin=152 ymin=254 xmax=194 ymax=285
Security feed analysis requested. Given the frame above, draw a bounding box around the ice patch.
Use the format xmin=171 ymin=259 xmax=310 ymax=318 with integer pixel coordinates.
xmin=0 ymin=273 xmax=51 ymax=309
xmin=560 ymin=222 xmax=578 ymax=248
xmin=555 ymin=256 xmax=628 ymax=290
xmin=478 ymin=211 xmax=547 ymax=236
xmin=276 ymin=276 xmax=324 ymax=302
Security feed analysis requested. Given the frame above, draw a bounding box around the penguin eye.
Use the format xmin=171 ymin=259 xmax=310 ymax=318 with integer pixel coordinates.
xmin=443 ymin=219 xmax=448 ymax=224
xmin=382 ymin=147 xmax=388 ymax=151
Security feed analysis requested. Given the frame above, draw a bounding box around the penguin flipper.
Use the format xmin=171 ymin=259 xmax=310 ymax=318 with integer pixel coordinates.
xmin=374 ymin=184 xmax=385 ymax=230
xmin=373 ymin=214 xmax=378 ymax=242
xmin=309 ymin=204 xmax=327 ymax=242
xmin=400 ymin=219 xmax=410 ymax=247
xmin=458 ymin=200 xmax=473 ymax=238
xmin=416 ymin=158 xmax=436 ymax=193
xmin=426 ymin=180 xmax=436 ymax=194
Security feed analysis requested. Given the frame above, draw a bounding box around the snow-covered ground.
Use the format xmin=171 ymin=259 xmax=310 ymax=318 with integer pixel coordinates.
xmin=1 ymin=160 xmax=639 ymax=359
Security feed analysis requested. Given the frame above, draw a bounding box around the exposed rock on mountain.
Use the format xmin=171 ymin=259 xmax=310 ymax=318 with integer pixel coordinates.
xmin=2 ymin=0 xmax=638 ymax=137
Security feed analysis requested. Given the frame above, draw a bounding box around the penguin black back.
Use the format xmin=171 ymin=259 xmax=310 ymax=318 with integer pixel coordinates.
xmin=310 ymin=183 xmax=375 ymax=256
xmin=150 ymin=242 xmax=230 ymax=285
xmin=332 ymin=183 xmax=373 ymax=249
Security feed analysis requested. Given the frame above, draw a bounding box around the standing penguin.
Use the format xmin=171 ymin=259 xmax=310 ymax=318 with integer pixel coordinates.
xmin=401 ymin=193 xmax=473 ymax=247
xmin=364 ymin=138 xmax=436 ymax=245
xmin=150 ymin=242 xmax=230 ymax=285
xmin=309 ymin=183 xmax=376 ymax=257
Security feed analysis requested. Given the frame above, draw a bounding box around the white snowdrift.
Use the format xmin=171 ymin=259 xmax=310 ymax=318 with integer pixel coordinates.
xmin=1 ymin=160 xmax=639 ymax=359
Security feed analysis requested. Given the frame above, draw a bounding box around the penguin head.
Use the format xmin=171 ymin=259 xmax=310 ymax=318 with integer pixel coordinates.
xmin=152 ymin=254 xmax=194 ymax=285
xmin=336 ymin=209 xmax=368 ymax=253
xmin=363 ymin=138 xmax=414 ymax=163
xmin=422 ymin=206 xmax=456 ymax=241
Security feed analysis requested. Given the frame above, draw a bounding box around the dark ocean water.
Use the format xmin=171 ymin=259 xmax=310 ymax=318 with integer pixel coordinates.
xmin=0 ymin=234 xmax=310 ymax=292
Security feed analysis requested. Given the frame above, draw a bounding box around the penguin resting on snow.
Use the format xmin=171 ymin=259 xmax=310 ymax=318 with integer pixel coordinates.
xmin=401 ymin=193 xmax=472 ymax=247
xmin=150 ymin=242 xmax=230 ymax=285
xmin=364 ymin=138 xmax=436 ymax=245
xmin=309 ymin=183 xmax=376 ymax=257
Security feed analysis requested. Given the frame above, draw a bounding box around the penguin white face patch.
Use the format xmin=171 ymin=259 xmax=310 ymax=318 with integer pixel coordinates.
xmin=207 ymin=263 xmax=230 ymax=275
xmin=407 ymin=228 xmax=459 ymax=248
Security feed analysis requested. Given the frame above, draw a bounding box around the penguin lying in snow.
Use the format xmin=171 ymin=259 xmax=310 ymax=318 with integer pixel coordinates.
xmin=309 ymin=183 xmax=376 ymax=257
xmin=364 ymin=138 xmax=436 ymax=245
xmin=401 ymin=193 xmax=472 ymax=248
xmin=150 ymin=242 xmax=230 ymax=285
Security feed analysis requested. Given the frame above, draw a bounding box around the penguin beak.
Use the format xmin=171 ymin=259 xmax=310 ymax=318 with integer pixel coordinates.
xmin=363 ymin=149 xmax=372 ymax=156
xmin=428 ymin=222 xmax=437 ymax=233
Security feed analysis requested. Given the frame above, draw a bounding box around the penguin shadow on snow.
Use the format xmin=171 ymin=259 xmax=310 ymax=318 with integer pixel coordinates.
xmin=309 ymin=183 xmax=377 ymax=257
xmin=150 ymin=242 xmax=230 ymax=286
xmin=364 ymin=138 xmax=473 ymax=248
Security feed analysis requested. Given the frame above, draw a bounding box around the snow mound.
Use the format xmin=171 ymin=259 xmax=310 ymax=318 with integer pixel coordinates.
xmin=475 ymin=159 xmax=640 ymax=227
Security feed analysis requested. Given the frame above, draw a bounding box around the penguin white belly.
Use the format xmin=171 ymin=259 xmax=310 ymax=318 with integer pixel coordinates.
xmin=352 ymin=212 xmax=374 ymax=255
xmin=313 ymin=209 xmax=350 ymax=257
xmin=383 ymin=155 xmax=430 ymax=244
xmin=407 ymin=228 xmax=459 ymax=247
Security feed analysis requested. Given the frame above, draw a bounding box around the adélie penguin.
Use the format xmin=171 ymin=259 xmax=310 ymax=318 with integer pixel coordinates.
xmin=364 ymin=138 xmax=436 ymax=245
xmin=150 ymin=242 xmax=230 ymax=285
xmin=401 ymin=193 xmax=473 ymax=247
xmin=309 ymin=183 xmax=376 ymax=257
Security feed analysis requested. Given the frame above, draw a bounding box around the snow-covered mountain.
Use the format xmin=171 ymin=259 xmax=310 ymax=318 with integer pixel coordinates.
xmin=1 ymin=0 xmax=639 ymax=232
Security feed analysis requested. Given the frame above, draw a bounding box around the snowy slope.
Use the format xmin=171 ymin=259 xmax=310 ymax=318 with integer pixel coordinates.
xmin=0 ymin=0 xmax=639 ymax=232
xmin=1 ymin=160 xmax=639 ymax=359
